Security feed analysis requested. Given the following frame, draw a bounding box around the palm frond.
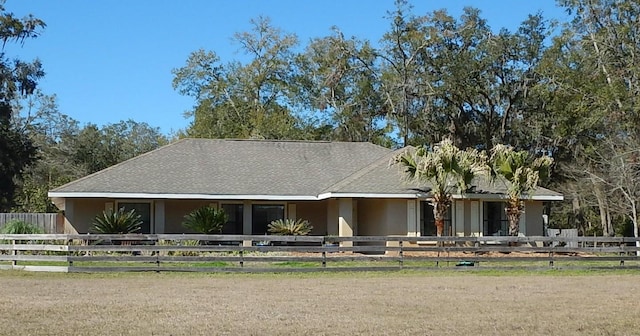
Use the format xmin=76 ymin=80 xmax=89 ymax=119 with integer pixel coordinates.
xmin=182 ymin=206 xmax=228 ymax=234
xmin=267 ymin=219 xmax=313 ymax=236
xmin=92 ymin=208 xmax=142 ymax=234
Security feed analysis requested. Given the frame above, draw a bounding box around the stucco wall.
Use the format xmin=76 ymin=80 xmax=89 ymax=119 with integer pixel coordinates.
xmin=524 ymin=201 xmax=544 ymax=236
xmin=358 ymin=199 xmax=387 ymax=235
xmin=294 ymin=201 xmax=328 ymax=235
xmin=357 ymin=199 xmax=408 ymax=236
xmin=164 ymin=200 xmax=213 ymax=233
xmin=385 ymin=199 xmax=408 ymax=235
xmin=67 ymin=198 xmax=111 ymax=233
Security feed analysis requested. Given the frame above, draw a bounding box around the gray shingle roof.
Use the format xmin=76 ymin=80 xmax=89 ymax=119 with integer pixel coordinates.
xmin=51 ymin=139 xmax=392 ymax=196
xmin=50 ymin=138 xmax=563 ymax=200
xmin=323 ymin=148 xmax=416 ymax=194
xmin=325 ymin=147 xmax=563 ymax=199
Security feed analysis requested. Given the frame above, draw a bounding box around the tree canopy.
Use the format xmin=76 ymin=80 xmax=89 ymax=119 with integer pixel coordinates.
xmin=7 ymin=0 xmax=640 ymax=241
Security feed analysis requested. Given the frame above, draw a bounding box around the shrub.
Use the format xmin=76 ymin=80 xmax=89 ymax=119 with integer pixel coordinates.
xmin=0 ymin=220 xmax=44 ymax=234
xmin=268 ymin=219 xmax=313 ymax=236
xmin=182 ymin=206 xmax=227 ymax=234
xmin=92 ymin=208 xmax=142 ymax=234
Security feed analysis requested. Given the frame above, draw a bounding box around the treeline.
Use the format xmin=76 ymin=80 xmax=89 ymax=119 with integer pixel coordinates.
xmin=172 ymin=0 xmax=640 ymax=236
xmin=3 ymin=0 xmax=640 ymax=238
xmin=13 ymin=94 xmax=167 ymax=212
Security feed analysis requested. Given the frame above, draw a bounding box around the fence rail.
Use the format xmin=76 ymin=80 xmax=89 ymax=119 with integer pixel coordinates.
xmin=1 ymin=234 xmax=639 ymax=273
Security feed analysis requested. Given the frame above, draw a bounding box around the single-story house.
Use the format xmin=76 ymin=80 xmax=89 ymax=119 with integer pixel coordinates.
xmin=48 ymin=139 xmax=563 ymax=238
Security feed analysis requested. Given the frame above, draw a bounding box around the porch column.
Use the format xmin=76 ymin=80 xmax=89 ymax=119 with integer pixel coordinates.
xmin=470 ymin=201 xmax=480 ymax=237
xmin=154 ymin=200 xmax=165 ymax=234
xmin=519 ymin=202 xmax=526 ymax=236
xmin=64 ymin=199 xmax=76 ymax=234
xmin=407 ymin=199 xmax=418 ymax=237
xmin=287 ymin=203 xmax=297 ymax=220
xmin=338 ymin=198 xmax=353 ymax=247
xmin=242 ymin=200 xmax=252 ymax=247
xmin=454 ymin=200 xmax=465 ymax=236
xmin=326 ymin=199 xmax=339 ymax=235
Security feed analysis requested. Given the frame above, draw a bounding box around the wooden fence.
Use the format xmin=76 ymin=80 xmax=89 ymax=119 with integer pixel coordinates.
xmin=1 ymin=234 xmax=639 ymax=273
xmin=0 ymin=213 xmax=60 ymax=233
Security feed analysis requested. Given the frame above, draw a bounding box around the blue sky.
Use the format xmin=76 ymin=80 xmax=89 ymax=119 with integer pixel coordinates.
xmin=8 ymin=1 xmax=569 ymax=135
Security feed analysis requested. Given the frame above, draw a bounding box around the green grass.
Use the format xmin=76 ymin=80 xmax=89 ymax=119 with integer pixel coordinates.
xmin=3 ymin=250 xmax=640 ymax=273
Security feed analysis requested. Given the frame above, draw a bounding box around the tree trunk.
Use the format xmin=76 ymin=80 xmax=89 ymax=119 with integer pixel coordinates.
xmin=631 ymin=200 xmax=639 ymax=257
xmin=506 ymin=199 xmax=522 ymax=237
xmin=594 ymin=183 xmax=610 ymax=236
xmin=433 ymin=201 xmax=448 ymax=237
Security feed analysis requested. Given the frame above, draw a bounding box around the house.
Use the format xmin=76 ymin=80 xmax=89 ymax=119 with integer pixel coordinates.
xmin=48 ymin=139 xmax=563 ymax=238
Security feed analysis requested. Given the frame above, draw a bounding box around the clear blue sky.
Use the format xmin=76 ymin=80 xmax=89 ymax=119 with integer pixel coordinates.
xmin=8 ymin=1 xmax=568 ymax=135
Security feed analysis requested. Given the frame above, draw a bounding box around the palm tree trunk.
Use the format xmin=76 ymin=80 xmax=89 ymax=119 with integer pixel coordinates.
xmin=433 ymin=201 xmax=448 ymax=237
xmin=506 ymin=199 xmax=522 ymax=237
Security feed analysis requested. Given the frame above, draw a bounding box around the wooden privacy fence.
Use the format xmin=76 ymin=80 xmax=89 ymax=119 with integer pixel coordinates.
xmin=0 ymin=234 xmax=639 ymax=273
xmin=0 ymin=213 xmax=60 ymax=233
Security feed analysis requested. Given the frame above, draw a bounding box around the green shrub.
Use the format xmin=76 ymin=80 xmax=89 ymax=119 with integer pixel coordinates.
xmin=182 ymin=206 xmax=227 ymax=234
xmin=267 ymin=219 xmax=313 ymax=236
xmin=0 ymin=220 xmax=44 ymax=234
xmin=92 ymin=208 xmax=142 ymax=234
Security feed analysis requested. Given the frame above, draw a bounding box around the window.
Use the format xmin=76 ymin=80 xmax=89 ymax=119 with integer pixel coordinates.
xmin=421 ymin=201 xmax=451 ymax=236
xmin=252 ymin=204 xmax=284 ymax=235
xmin=117 ymin=202 xmax=152 ymax=234
xmin=221 ymin=204 xmax=243 ymax=234
xmin=483 ymin=202 xmax=507 ymax=236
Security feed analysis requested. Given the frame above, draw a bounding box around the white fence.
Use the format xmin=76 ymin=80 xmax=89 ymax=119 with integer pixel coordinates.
xmin=0 ymin=213 xmax=59 ymax=233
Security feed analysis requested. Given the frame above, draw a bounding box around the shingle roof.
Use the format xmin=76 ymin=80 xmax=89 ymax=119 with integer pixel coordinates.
xmin=50 ymin=138 xmax=563 ymax=200
xmin=51 ymin=139 xmax=392 ymax=197
xmin=323 ymin=148 xmax=417 ymax=195
xmin=324 ymin=147 xmax=563 ymax=199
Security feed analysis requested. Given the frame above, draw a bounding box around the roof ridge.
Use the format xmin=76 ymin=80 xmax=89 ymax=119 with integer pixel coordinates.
xmin=50 ymin=138 xmax=188 ymax=192
xmin=321 ymin=146 xmax=410 ymax=193
xmin=184 ymin=137 xmax=392 ymax=146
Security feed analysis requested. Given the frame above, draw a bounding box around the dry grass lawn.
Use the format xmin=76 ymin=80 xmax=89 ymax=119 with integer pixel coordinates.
xmin=0 ymin=271 xmax=639 ymax=335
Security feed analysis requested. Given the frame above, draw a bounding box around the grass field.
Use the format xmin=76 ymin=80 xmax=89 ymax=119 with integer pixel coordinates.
xmin=0 ymin=270 xmax=639 ymax=335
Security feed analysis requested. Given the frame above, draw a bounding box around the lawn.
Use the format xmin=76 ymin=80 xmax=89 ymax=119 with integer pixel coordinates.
xmin=0 ymin=270 xmax=639 ymax=335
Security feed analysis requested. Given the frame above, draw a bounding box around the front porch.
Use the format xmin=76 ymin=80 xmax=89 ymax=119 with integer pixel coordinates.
xmin=58 ymin=197 xmax=546 ymax=239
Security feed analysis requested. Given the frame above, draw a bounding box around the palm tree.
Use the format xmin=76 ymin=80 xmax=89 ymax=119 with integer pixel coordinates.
xmin=490 ymin=144 xmax=553 ymax=236
xmin=92 ymin=208 xmax=142 ymax=234
xmin=394 ymin=139 xmax=488 ymax=237
xmin=182 ymin=206 xmax=228 ymax=234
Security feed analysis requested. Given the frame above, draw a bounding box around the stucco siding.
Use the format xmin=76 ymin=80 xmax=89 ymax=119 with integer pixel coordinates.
xmin=358 ymin=199 xmax=387 ymax=235
xmin=164 ymin=200 xmax=213 ymax=233
xmin=525 ymin=201 xmax=544 ymax=236
xmin=294 ymin=201 xmax=328 ymax=235
xmin=385 ymin=199 xmax=408 ymax=235
xmin=357 ymin=198 xmax=408 ymax=236
xmin=69 ymin=198 xmax=111 ymax=233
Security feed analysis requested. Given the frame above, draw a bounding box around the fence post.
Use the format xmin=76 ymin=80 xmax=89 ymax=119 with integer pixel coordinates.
xmin=66 ymin=237 xmax=73 ymax=268
xmin=549 ymin=251 xmax=554 ymax=268
xmin=322 ymin=250 xmax=327 ymax=268
xmin=321 ymin=237 xmax=327 ymax=268
xmin=10 ymin=239 xmax=16 ymax=267
xmin=154 ymin=237 xmax=160 ymax=273
xmin=239 ymin=244 xmax=244 ymax=268
xmin=398 ymin=240 xmax=403 ymax=270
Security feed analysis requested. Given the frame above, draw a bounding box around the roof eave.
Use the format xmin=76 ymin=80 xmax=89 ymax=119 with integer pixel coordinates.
xmin=47 ymin=192 xmax=319 ymax=201
xmin=318 ymin=192 xmax=420 ymax=199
